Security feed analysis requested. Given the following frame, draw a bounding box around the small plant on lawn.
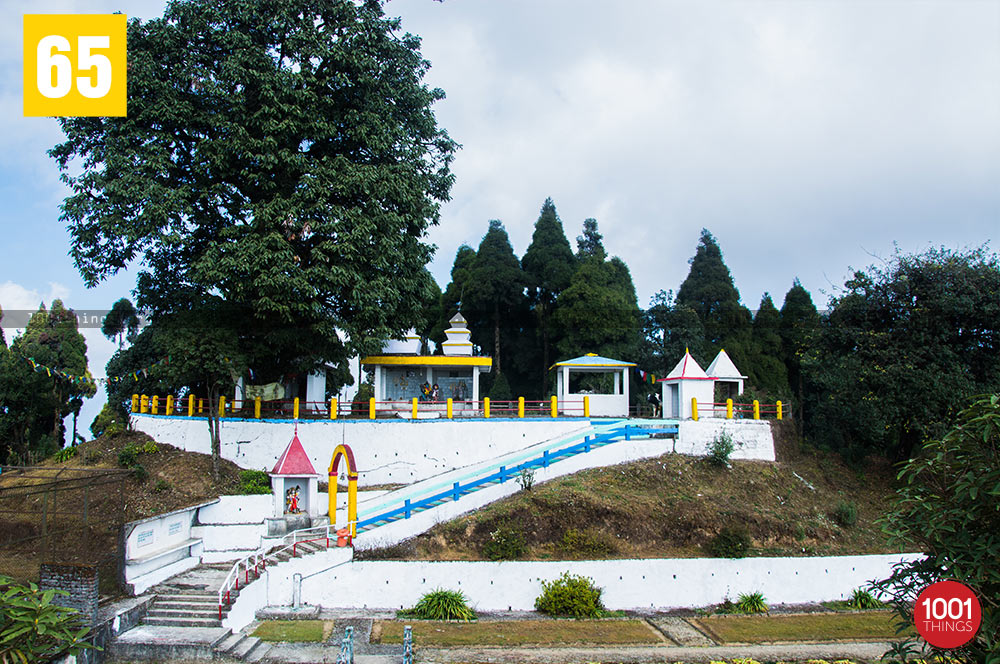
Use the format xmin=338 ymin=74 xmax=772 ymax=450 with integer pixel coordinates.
xmin=154 ymin=479 xmax=171 ymax=493
xmin=707 ymin=431 xmax=737 ymax=467
xmin=534 ymin=572 xmax=604 ymax=619
xmin=736 ymin=591 xmax=768 ymax=614
xmin=238 ymin=469 xmax=272 ymax=495
xmin=54 ymin=446 xmax=77 ymax=463
xmin=482 ymin=521 xmax=526 ymax=561
xmin=517 ymin=467 xmax=535 ymax=491
xmin=117 ymin=443 xmax=139 ymax=468
xmin=141 ymin=440 xmax=159 ymax=454
xmin=709 ymin=526 xmax=751 ymax=558
xmin=406 ymin=589 xmax=476 ymax=621
xmin=832 ymin=500 xmax=858 ymax=527
xmin=847 ymin=587 xmax=882 ymax=610
xmin=131 ymin=464 xmax=148 ymax=483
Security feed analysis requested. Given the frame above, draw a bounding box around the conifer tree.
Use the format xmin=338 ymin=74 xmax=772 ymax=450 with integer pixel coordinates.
xmin=779 ymin=279 xmax=820 ymax=420
xmin=522 ymin=198 xmax=576 ymax=393
xmin=748 ymin=293 xmax=789 ymax=397
xmin=432 ymin=245 xmax=477 ymax=351
xmin=463 ymin=221 xmax=526 ymax=376
xmin=675 ymin=230 xmax=755 ymax=380
xmin=576 ymin=218 xmax=606 ymax=261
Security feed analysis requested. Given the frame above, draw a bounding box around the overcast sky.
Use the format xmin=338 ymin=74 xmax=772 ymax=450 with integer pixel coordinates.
xmin=1 ymin=0 xmax=998 ymax=430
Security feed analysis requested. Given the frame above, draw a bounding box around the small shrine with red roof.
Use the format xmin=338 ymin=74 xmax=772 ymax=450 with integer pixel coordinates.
xmin=659 ymin=349 xmax=748 ymax=419
xmin=269 ymin=430 xmax=321 ymax=521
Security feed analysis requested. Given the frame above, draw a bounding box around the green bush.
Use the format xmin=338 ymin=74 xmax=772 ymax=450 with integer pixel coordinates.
xmin=832 ymin=500 xmax=858 ymax=527
xmin=534 ymin=572 xmax=604 ymax=618
xmin=516 ymin=467 xmax=534 ymax=491
xmin=90 ymin=403 xmax=126 ymax=439
xmin=487 ymin=372 xmax=512 ymax=402
xmin=482 ymin=522 xmax=526 ymax=561
xmin=406 ymin=589 xmax=476 ymax=621
xmin=560 ymin=527 xmax=616 ymax=558
xmin=154 ymin=479 xmax=171 ymax=493
xmin=736 ymin=591 xmax=768 ymax=614
xmin=706 ymin=431 xmax=736 ymax=467
xmin=848 ymin=587 xmax=882 ymax=610
xmin=117 ymin=444 xmax=138 ymax=468
xmin=238 ymin=469 xmax=272 ymax=495
xmin=141 ymin=440 xmax=159 ymax=454
xmin=53 ymin=446 xmax=77 ymax=463
xmin=131 ymin=464 xmax=148 ymax=483
xmin=709 ymin=526 xmax=751 ymax=558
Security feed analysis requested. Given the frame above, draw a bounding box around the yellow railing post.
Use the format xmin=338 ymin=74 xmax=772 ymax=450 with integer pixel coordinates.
xmin=166 ymin=395 xmax=174 ymax=416
xmin=131 ymin=394 xmax=139 ymax=413
xmin=151 ymin=396 xmax=159 ymax=415
xmin=583 ymin=396 xmax=590 ymax=418
xmin=776 ymin=400 xmax=783 ymax=420
xmin=140 ymin=394 xmax=149 ymax=414
xmin=691 ymin=397 xmax=698 ymax=421
xmin=550 ymin=395 xmax=557 ymax=418
xmin=255 ymin=396 xmax=262 ymax=419
xmin=753 ymin=400 xmax=760 ymax=420
xmin=412 ymin=397 xmax=418 ymax=419
xmin=331 ymin=397 xmax=338 ymax=420
xmin=369 ymin=397 xmax=376 ymax=420
xmin=484 ymin=397 xmax=490 ymax=418
xmin=726 ymin=398 xmax=733 ymax=419
xmin=198 ymin=398 xmax=204 ymax=414
xmin=187 ymin=394 xmax=195 ymax=417
xmin=518 ymin=397 xmax=525 ymax=419
xmin=447 ymin=398 xmax=453 ymax=419
xmin=293 ymin=397 xmax=300 ymax=420
xmin=219 ymin=395 xmax=226 ymax=418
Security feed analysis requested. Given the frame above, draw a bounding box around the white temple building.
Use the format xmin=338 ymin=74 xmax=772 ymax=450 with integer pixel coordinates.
xmin=706 ymin=348 xmax=747 ymax=400
xmin=361 ymin=313 xmax=492 ymax=416
xmin=551 ymin=353 xmax=635 ymax=417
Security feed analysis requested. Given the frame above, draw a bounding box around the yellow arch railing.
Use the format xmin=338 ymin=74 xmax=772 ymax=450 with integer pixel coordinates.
xmin=329 ymin=444 xmax=358 ymax=537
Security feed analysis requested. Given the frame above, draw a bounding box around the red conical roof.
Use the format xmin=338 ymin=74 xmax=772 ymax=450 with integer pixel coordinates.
xmin=271 ymin=433 xmax=318 ymax=476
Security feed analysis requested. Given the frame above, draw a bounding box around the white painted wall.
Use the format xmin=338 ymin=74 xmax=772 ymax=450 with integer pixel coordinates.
xmin=675 ymin=419 xmax=776 ymax=462
xmin=132 ymin=416 xmax=587 ymax=486
xmin=124 ymin=501 xmax=215 ymax=593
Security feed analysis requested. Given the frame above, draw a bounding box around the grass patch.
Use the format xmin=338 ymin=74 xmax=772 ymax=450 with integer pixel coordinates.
xmin=692 ymin=612 xmax=912 ymax=644
xmin=823 ymin=600 xmax=890 ymax=611
xmin=374 ymin=619 xmax=662 ymax=647
xmin=251 ymin=620 xmax=326 ymax=642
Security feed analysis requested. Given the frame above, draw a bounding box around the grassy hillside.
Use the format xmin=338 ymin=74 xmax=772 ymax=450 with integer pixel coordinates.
xmin=0 ymin=431 xmax=250 ymax=590
xmin=363 ymin=425 xmax=905 ymax=561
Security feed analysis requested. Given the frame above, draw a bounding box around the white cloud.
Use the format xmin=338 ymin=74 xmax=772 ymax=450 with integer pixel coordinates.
xmin=0 ymin=280 xmax=70 ymax=313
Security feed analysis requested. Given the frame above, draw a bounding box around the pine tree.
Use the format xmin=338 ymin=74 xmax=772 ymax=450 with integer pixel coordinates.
xmin=779 ymin=279 xmax=820 ymax=420
xmin=643 ymin=290 xmax=705 ymax=375
xmin=521 ymin=198 xmax=576 ymax=394
xmin=675 ymin=229 xmax=755 ymax=378
xmin=748 ymin=293 xmax=789 ymax=397
xmin=463 ymin=221 xmax=526 ymax=376
xmin=576 ymin=218 xmax=606 ymax=261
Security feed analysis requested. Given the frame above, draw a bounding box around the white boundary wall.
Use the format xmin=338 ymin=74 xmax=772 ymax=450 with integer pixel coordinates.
xmin=676 ymin=419 xmax=775 ymax=461
xmin=132 ymin=416 xmax=588 ymax=485
xmin=224 ymin=552 xmax=921 ymax=630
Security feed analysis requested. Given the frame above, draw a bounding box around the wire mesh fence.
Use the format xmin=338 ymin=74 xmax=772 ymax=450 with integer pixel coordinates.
xmin=0 ymin=465 xmax=131 ymax=595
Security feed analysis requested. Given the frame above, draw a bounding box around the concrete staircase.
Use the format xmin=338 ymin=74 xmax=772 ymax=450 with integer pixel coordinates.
xmin=213 ymin=629 xmax=270 ymax=661
xmin=144 ymin=589 xmax=227 ymax=627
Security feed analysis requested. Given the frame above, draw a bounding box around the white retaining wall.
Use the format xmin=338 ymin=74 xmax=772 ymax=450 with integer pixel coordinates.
xmin=223 ymin=551 xmax=922 ymax=631
xmin=676 ymin=419 xmax=776 ymax=461
xmin=132 ymin=416 xmax=589 ymax=485
xmin=124 ymin=502 xmax=214 ymax=594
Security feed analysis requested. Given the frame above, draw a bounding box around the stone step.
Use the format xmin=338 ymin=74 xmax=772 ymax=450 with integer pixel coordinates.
xmin=147 ymin=608 xmax=220 ymax=619
xmin=232 ymin=635 xmax=264 ymax=659
xmin=143 ymin=615 xmax=222 ymax=628
xmin=213 ymin=631 xmax=242 ymax=654
xmin=155 ymin=596 xmax=218 ymax=606
xmin=245 ymin=642 xmax=272 ymax=663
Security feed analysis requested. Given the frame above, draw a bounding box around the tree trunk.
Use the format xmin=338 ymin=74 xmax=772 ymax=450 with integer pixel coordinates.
xmin=207 ymin=383 xmax=221 ymax=481
xmin=540 ymin=303 xmax=549 ymax=397
xmin=493 ymin=302 xmax=501 ymax=375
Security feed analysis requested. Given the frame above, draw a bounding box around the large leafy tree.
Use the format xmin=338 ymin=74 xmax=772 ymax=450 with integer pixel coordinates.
xmin=101 ymin=298 xmax=141 ymax=349
xmin=676 ymin=229 xmax=753 ymax=365
xmin=872 ymin=394 xmax=1000 ymax=664
xmin=806 ymin=247 xmax=1000 ymax=461
xmin=521 ymin=198 xmax=576 ymax=394
xmin=49 ymin=0 xmax=457 ymax=434
xmin=463 ymin=220 xmax=526 ymax=376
